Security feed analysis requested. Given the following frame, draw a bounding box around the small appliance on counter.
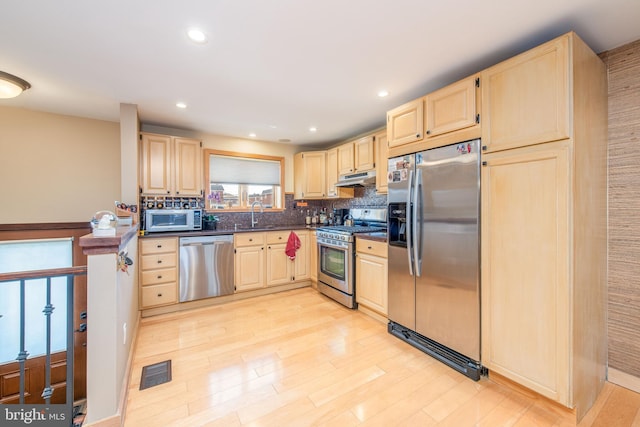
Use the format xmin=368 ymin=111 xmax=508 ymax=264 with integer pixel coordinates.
xmin=144 ymin=208 xmax=202 ymax=233
xmin=332 ymin=208 xmax=349 ymax=226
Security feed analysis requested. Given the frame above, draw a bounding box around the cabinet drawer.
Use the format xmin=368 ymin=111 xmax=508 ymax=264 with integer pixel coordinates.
xmin=356 ymin=239 xmax=387 ymax=258
xmin=141 ymin=283 xmax=177 ymax=308
xmin=141 ymin=253 xmax=177 ymax=270
xmin=234 ymin=232 xmax=266 ymax=247
xmin=140 ymin=237 xmax=178 ymax=254
xmin=141 ymin=268 xmax=177 ymax=286
xmin=266 ymin=230 xmax=290 ymax=244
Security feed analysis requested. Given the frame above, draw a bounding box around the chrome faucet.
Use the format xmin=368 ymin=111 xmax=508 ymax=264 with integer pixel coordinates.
xmin=251 ymin=201 xmax=264 ymax=228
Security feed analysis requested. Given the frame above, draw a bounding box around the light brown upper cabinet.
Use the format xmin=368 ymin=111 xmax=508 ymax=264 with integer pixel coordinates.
xmin=294 ymin=151 xmax=326 ymax=199
xmin=354 ymin=135 xmax=376 ymax=172
xmin=481 ymin=35 xmax=570 ymax=152
xmin=326 ymin=148 xmax=354 ymax=199
xmin=375 ymin=131 xmax=388 ymax=194
xmin=425 ymin=75 xmax=479 ymax=138
xmin=387 ymin=98 xmax=424 ymax=147
xmin=337 ymin=142 xmax=355 ymax=175
xmin=140 ymin=132 xmax=202 ymax=196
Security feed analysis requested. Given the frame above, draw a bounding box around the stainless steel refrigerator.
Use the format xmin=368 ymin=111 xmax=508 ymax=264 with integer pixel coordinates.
xmin=387 ymin=139 xmax=482 ymax=380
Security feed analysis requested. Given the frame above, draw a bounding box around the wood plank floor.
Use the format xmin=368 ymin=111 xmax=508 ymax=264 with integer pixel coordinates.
xmin=123 ymin=288 xmax=640 ymax=426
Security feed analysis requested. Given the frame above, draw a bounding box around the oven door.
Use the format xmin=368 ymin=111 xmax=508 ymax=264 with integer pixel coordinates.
xmin=318 ymin=241 xmax=353 ymax=295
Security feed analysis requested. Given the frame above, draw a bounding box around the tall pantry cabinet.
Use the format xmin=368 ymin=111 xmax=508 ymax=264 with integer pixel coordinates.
xmin=480 ymin=32 xmax=607 ymax=420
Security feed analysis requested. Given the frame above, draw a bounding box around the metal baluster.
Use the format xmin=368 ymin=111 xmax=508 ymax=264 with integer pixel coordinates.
xmin=66 ymin=274 xmax=75 ymax=417
xmin=42 ymin=277 xmax=54 ymax=403
xmin=17 ymin=279 xmax=29 ymax=404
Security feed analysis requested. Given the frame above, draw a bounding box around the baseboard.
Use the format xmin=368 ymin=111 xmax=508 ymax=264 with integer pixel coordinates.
xmin=608 ymin=367 xmax=640 ymax=394
xmin=82 ymin=414 xmax=121 ymax=427
xmin=357 ymin=304 xmax=387 ymax=324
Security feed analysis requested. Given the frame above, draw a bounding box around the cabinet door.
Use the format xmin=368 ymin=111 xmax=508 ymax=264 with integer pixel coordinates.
xmin=141 ymin=134 xmax=172 ymax=195
xmin=356 ymin=252 xmax=388 ymax=315
xmin=174 ymin=138 xmax=202 ymax=196
xmin=375 ymin=131 xmax=389 ymax=194
xmin=266 ymin=243 xmax=291 ymax=286
xmin=387 ymin=98 xmax=424 ymax=147
xmin=294 ymin=151 xmax=326 ymax=199
xmin=482 ymin=35 xmax=570 ymax=152
xmin=354 ymin=136 xmax=375 ymax=172
xmin=425 ymin=76 xmax=478 ymax=138
xmin=235 ymin=246 xmax=265 ymax=291
xmin=293 ymin=231 xmax=310 ymax=281
xmin=338 ymin=142 xmax=355 ymax=175
xmin=481 ymin=141 xmax=570 ymax=405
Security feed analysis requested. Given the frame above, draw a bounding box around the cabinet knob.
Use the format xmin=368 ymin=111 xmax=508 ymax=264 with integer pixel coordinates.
xmin=157 ymin=260 xmax=162 ymax=264
xmin=368 ymin=246 xmax=372 ymax=250
xmin=249 ymin=238 xmax=253 ymax=242
xmin=279 ymin=237 xmax=282 ymax=240
xmin=482 ymin=161 xmax=488 ymax=167
xmin=482 ymin=145 xmax=487 ymax=151
xmin=157 ymin=275 xmax=162 ymax=279
xmin=157 ymin=244 xmax=162 ymax=248
xmin=166 ymin=191 xmax=170 ymax=194
xmin=416 ymin=134 xmax=421 ymax=138
xmin=426 ymin=130 xmax=431 ymax=135
xmin=157 ymin=293 xmax=163 ymax=297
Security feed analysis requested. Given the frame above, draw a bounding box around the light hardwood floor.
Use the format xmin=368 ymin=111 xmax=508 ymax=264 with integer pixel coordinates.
xmin=124 ymin=288 xmax=640 ymax=426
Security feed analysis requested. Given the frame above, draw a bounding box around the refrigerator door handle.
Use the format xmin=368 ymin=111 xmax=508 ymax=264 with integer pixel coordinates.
xmin=406 ymin=169 xmax=414 ymax=277
xmin=413 ymin=168 xmax=422 ymax=277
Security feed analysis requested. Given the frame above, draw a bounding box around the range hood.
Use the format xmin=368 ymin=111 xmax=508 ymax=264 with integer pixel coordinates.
xmin=335 ymin=170 xmax=376 ymax=187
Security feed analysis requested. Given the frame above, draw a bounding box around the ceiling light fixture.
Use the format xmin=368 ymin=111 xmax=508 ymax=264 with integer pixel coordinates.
xmin=309 ymin=127 xmax=317 ymax=132
xmin=377 ymin=90 xmax=389 ymax=98
xmin=0 ymin=71 xmax=31 ymax=99
xmin=187 ymin=28 xmax=207 ymax=44
xmin=176 ymin=102 xmax=187 ymax=109
xmin=249 ymin=133 xmax=257 ymax=138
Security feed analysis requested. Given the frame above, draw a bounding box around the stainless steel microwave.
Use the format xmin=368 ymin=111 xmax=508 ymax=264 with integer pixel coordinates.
xmin=144 ymin=209 xmax=202 ymax=233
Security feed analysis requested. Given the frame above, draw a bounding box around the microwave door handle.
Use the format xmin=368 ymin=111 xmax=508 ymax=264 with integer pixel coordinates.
xmin=413 ymin=168 xmax=423 ymax=277
xmin=406 ymin=169 xmax=414 ymax=277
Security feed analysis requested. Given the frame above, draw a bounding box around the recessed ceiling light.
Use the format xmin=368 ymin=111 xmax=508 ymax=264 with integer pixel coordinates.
xmin=176 ymin=102 xmax=187 ymax=109
xmin=187 ymin=28 xmax=207 ymax=43
xmin=309 ymin=127 xmax=317 ymax=132
xmin=377 ymin=90 xmax=389 ymax=98
xmin=249 ymin=133 xmax=257 ymax=138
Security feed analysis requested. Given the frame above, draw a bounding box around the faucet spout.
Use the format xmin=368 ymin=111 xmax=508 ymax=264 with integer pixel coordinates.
xmin=251 ymin=201 xmax=264 ymax=228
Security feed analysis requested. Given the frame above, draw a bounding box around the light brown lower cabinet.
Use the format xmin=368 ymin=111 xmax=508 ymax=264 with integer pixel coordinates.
xmin=139 ymin=237 xmax=179 ymax=309
xmin=355 ymin=239 xmax=388 ymax=316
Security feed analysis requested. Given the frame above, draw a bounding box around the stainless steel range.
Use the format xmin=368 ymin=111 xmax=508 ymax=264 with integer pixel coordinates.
xmin=316 ymin=208 xmax=387 ymax=308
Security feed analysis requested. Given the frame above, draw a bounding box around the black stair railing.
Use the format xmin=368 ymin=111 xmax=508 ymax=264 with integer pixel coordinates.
xmin=0 ymin=266 xmax=86 ymax=426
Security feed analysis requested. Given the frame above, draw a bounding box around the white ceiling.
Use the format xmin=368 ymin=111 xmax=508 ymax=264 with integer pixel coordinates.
xmin=1 ymin=0 xmax=639 ymax=146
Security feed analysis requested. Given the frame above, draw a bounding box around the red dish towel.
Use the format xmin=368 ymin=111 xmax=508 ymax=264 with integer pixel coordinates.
xmin=285 ymin=231 xmax=301 ymax=260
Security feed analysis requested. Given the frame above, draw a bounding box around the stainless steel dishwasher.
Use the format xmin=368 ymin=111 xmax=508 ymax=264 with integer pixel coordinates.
xmin=179 ymin=235 xmax=234 ymax=302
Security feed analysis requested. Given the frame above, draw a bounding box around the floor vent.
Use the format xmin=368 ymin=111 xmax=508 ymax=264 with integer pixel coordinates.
xmin=140 ymin=360 xmax=172 ymax=390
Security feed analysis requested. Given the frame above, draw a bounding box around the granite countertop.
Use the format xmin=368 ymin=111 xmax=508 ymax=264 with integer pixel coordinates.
xmin=356 ymin=232 xmax=388 ymax=243
xmin=139 ymin=224 xmax=315 ymax=238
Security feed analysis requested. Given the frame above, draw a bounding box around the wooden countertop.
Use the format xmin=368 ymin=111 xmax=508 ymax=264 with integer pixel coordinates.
xmin=356 ymin=232 xmax=388 ymax=243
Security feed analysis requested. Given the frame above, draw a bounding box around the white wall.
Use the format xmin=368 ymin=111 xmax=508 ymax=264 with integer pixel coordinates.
xmin=0 ymin=106 xmax=121 ymax=224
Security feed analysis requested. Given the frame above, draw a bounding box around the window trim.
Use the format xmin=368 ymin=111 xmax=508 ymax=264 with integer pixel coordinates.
xmin=203 ymin=149 xmax=285 ymax=212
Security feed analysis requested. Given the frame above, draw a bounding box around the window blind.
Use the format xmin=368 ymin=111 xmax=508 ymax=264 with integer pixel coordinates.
xmin=209 ymin=155 xmax=281 ymax=185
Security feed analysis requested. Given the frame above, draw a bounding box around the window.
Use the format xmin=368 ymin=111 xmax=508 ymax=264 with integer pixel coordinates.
xmin=204 ymin=149 xmax=284 ymax=211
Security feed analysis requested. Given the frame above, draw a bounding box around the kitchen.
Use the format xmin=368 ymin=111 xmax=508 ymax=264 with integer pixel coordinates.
xmin=1 ymin=1 xmax=640 ymax=426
